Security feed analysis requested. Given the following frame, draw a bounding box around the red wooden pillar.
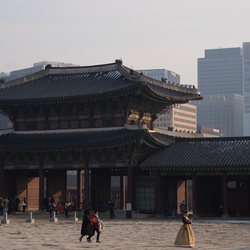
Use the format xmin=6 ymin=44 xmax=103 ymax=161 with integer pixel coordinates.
xmin=84 ymin=166 xmax=90 ymax=210
xmin=77 ymin=169 xmax=82 ymax=210
xmin=223 ymin=173 xmax=228 ymax=216
xmin=192 ymin=173 xmax=197 ymax=215
xmin=39 ymin=160 xmax=44 ymax=210
xmin=120 ymin=175 xmax=125 ymax=210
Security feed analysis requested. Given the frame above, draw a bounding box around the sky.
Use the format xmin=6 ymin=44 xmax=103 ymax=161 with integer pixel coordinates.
xmin=1 ymin=0 xmax=250 ymax=87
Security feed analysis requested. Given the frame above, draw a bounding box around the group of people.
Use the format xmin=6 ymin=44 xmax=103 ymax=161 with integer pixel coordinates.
xmin=0 ymin=196 xmax=27 ymax=215
xmin=42 ymin=196 xmax=76 ymax=219
xmin=164 ymin=200 xmax=187 ymax=218
xmin=80 ymin=208 xmax=104 ymax=243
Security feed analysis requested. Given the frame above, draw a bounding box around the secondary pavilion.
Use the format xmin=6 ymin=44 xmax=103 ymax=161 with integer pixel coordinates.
xmin=0 ymin=59 xmax=202 ymax=212
xmin=140 ymin=136 xmax=250 ymax=217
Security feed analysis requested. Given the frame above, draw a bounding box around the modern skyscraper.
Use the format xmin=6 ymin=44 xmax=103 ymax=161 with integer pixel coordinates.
xmin=198 ymin=47 xmax=243 ymax=96
xmin=243 ymin=42 xmax=250 ymax=136
xmin=4 ymin=61 xmax=80 ymax=82
xmin=195 ymin=94 xmax=243 ymax=137
xmin=137 ymin=69 xmax=180 ymax=84
xmin=196 ymin=44 xmax=248 ymax=137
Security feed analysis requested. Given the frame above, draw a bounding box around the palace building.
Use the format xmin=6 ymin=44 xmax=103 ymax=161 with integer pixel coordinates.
xmin=1 ymin=60 xmax=249 ymax=217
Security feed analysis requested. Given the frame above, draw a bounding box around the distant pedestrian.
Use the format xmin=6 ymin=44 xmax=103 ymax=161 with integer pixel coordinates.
xmin=180 ymin=201 xmax=186 ymax=215
xmin=15 ymin=195 xmax=20 ymax=213
xmin=64 ymin=201 xmax=70 ymax=219
xmin=3 ymin=197 xmax=9 ymax=214
xmin=22 ymin=198 xmax=27 ymax=213
xmin=164 ymin=200 xmax=169 ymax=218
xmin=49 ymin=196 xmax=55 ymax=206
xmin=43 ymin=196 xmax=49 ymax=212
xmin=0 ymin=197 xmax=3 ymax=215
xmin=8 ymin=196 xmax=15 ymax=215
xmin=172 ymin=200 xmax=177 ymax=218
xmin=57 ymin=197 xmax=64 ymax=215
xmin=98 ymin=197 xmax=103 ymax=212
xmin=109 ymin=199 xmax=115 ymax=219
xmin=49 ymin=203 xmax=56 ymax=218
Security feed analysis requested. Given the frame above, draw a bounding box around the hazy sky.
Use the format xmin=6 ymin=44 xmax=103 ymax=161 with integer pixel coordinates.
xmin=1 ymin=0 xmax=250 ymax=86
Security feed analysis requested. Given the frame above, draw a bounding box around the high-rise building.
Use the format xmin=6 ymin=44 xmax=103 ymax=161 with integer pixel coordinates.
xmin=195 ymin=94 xmax=243 ymax=137
xmin=154 ymin=103 xmax=197 ymax=133
xmin=137 ymin=69 xmax=180 ymax=84
xmin=243 ymin=42 xmax=250 ymax=136
xmin=5 ymin=61 xmax=80 ymax=82
xmin=196 ymin=44 xmax=248 ymax=137
xmin=198 ymin=47 xmax=243 ymax=96
xmin=0 ymin=61 xmax=79 ymax=130
xmin=138 ymin=68 xmax=198 ymax=135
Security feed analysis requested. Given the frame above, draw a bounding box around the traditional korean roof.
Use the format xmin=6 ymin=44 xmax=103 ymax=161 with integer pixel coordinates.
xmin=140 ymin=137 xmax=250 ymax=170
xmin=0 ymin=128 xmax=174 ymax=152
xmin=0 ymin=60 xmax=202 ymax=106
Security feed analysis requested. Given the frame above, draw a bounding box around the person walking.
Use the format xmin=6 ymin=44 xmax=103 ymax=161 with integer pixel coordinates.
xmin=79 ymin=208 xmax=93 ymax=243
xmin=22 ymin=198 xmax=27 ymax=213
xmin=91 ymin=210 xmax=102 ymax=243
xmin=174 ymin=210 xmax=195 ymax=247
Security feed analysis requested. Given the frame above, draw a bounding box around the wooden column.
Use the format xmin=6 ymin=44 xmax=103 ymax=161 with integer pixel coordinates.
xmin=222 ymin=173 xmax=228 ymax=216
xmin=185 ymin=180 xmax=188 ymax=211
xmin=236 ymin=179 xmax=241 ymax=216
xmin=156 ymin=173 xmax=161 ymax=213
xmin=192 ymin=173 xmax=197 ymax=215
xmin=127 ymin=165 xmax=134 ymax=210
xmin=84 ymin=165 xmax=90 ymax=210
xmin=76 ymin=169 xmax=82 ymax=210
xmin=120 ymin=176 xmax=125 ymax=210
xmin=0 ymin=161 xmax=4 ymax=198
xmin=91 ymin=169 xmax=95 ymax=209
xmin=39 ymin=159 xmax=44 ymax=210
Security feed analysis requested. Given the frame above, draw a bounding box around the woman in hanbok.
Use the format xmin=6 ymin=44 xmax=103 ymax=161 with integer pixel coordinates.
xmin=174 ymin=210 xmax=195 ymax=248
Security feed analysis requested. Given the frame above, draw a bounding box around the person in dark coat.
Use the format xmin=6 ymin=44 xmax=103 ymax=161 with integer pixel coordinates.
xmin=79 ymin=208 xmax=93 ymax=243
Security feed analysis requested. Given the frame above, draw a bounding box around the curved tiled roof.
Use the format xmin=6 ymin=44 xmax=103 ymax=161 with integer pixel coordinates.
xmin=0 ymin=60 xmax=202 ymax=105
xmin=0 ymin=129 xmax=172 ymax=152
xmin=140 ymin=137 xmax=250 ymax=170
xmin=0 ymin=70 xmax=135 ymax=102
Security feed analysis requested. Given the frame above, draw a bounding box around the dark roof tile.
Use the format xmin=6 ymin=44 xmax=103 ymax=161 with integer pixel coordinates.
xmin=140 ymin=137 xmax=250 ymax=169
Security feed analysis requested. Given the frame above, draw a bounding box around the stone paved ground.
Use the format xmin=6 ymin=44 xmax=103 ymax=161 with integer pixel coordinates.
xmin=1 ymin=211 xmax=250 ymax=249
